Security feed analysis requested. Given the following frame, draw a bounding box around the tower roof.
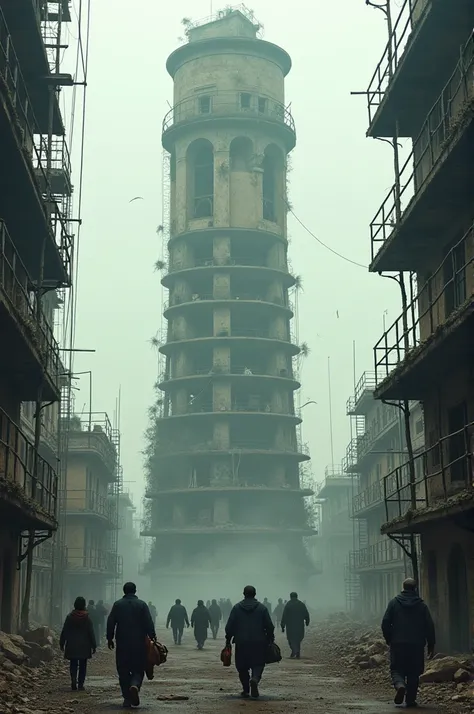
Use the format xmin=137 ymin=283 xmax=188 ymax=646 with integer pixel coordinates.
xmin=187 ymin=8 xmax=259 ymax=43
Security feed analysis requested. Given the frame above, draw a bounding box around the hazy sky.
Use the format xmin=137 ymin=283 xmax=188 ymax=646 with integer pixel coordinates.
xmin=71 ymin=0 xmax=402 ymax=505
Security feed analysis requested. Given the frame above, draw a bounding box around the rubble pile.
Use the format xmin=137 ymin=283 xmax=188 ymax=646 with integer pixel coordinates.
xmin=0 ymin=627 xmax=69 ymax=714
xmin=309 ymin=615 xmax=474 ymax=713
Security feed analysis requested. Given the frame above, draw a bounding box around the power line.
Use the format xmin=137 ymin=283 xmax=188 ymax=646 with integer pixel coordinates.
xmin=288 ymin=206 xmax=368 ymax=270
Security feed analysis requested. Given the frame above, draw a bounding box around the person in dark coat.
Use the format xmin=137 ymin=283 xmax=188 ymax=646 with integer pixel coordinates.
xmin=225 ymin=585 xmax=275 ymax=699
xmin=60 ymin=596 xmax=96 ymax=691
xmin=208 ymin=599 xmax=222 ymax=639
xmin=191 ymin=600 xmax=211 ymax=649
xmin=87 ymin=599 xmax=100 ymax=641
xmin=95 ymin=600 xmax=108 ymax=644
xmin=273 ymin=598 xmax=284 ymax=628
xmin=382 ymin=578 xmax=435 ymax=708
xmin=148 ymin=601 xmax=157 ymax=626
xmin=262 ymin=598 xmax=272 ymax=616
xmin=281 ymin=592 xmax=310 ymax=659
xmin=166 ymin=599 xmax=190 ymax=645
xmin=107 ymin=582 xmax=156 ymax=709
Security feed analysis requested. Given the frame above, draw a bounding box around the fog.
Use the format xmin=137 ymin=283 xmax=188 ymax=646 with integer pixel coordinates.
xmin=69 ymin=0 xmax=401 ymax=609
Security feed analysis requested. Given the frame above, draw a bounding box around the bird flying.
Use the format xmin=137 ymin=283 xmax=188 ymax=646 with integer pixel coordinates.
xmin=129 ymin=196 xmax=144 ymax=203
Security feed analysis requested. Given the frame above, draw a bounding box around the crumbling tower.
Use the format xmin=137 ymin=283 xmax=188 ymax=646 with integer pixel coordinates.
xmin=143 ymin=7 xmax=314 ymax=598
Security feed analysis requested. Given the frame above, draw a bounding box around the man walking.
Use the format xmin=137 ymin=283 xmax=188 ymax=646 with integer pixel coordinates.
xmin=382 ymin=578 xmax=435 ymax=708
xmin=191 ymin=600 xmax=211 ymax=649
xmin=148 ymin=601 xmax=157 ymax=627
xmin=96 ymin=600 xmax=108 ymax=645
xmin=107 ymin=582 xmax=156 ymax=709
xmin=166 ymin=598 xmax=189 ymax=645
xmin=225 ymin=585 xmax=274 ymax=699
xmin=262 ymin=597 xmax=272 ymax=616
xmin=273 ymin=598 xmax=284 ymax=628
xmin=208 ymin=599 xmax=222 ymax=639
xmin=281 ymin=592 xmax=310 ymax=659
xmin=87 ymin=600 xmax=100 ymax=642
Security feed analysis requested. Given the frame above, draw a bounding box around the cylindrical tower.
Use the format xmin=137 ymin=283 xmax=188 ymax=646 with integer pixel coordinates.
xmin=144 ymin=7 xmax=315 ymax=601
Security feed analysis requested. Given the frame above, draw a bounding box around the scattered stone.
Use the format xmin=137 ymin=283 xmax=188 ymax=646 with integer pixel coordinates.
xmin=420 ymin=656 xmax=466 ymax=683
xmin=369 ymin=654 xmax=386 ymax=668
xmin=454 ymin=669 xmax=471 ymax=684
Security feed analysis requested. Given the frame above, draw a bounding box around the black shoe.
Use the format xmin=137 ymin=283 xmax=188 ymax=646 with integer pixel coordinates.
xmin=250 ymin=678 xmax=259 ymax=699
xmin=295 ymin=654 xmax=300 ymax=659
xmin=71 ymin=681 xmax=77 ymax=691
xmin=290 ymin=653 xmax=295 ymax=659
xmin=123 ymin=700 xmax=132 ymax=709
xmin=405 ymin=703 xmax=418 ymax=709
xmin=240 ymin=691 xmax=250 ymax=699
xmin=394 ymin=686 xmax=406 ymax=705
xmin=129 ymin=686 xmax=140 ymax=707
xmin=78 ymin=684 xmax=85 ymax=691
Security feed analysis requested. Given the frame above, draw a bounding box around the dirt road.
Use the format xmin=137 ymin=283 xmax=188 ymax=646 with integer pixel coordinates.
xmin=36 ymin=626 xmax=439 ymax=714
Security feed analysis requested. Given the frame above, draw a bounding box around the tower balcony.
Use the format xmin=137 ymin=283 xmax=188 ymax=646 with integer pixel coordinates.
xmin=0 ymin=14 xmax=70 ymax=284
xmin=370 ymin=32 xmax=474 ymax=272
xmin=67 ymin=414 xmax=117 ymax=479
xmin=344 ymin=410 xmax=400 ymax=473
xmin=162 ymin=90 xmax=296 ymax=152
xmin=150 ymin=439 xmax=310 ymax=462
xmin=351 ymin=480 xmax=384 ymax=519
xmin=163 ymin=294 xmax=293 ymax=319
xmin=366 ymin=0 xmax=474 ymax=138
xmin=159 ymin=401 xmax=301 ymax=425
xmin=0 ymin=407 xmax=58 ymax=529
xmin=159 ymin=330 xmax=300 ymax=357
xmin=63 ymin=490 xmax=118 ymax=530
xmin=146 ymin=485 xmax=313 ymax=498
xmin=158 ymin=364 xmax=300 ymax=391
xmin=163 ymin=257 xmax=296 ymax=290
xmin=0 ymin=221 xmax=62 ymax=401
xmin=374 ymin=226 xmax=474 ymax=401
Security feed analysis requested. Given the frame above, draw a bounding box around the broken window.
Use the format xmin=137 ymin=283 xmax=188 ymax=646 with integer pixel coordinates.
xmin=240 ymin=92 xmax=251 ymax=109
xmin=198 ymin=95 xmax=211 ymax=114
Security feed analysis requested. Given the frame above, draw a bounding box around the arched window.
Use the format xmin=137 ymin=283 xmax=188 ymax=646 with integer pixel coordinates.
xmin=230 ymin=136 xmax=253 ymax=171
xmin=262 ymin=144 xmax=283 ymax=223
xmin=187 ymin=139 xmax=214 ymax=219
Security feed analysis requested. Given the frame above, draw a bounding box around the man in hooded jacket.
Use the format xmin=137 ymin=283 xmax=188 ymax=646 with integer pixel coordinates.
xmin=382 ymin=578 xmax=435 ymax=708
xmin=281 ymin=592 xmax=310 ymax=658
xmin=191 ymin=600 xmax=211 ymax=649
xmin=225 ymin=585 xmax=275 ymax=699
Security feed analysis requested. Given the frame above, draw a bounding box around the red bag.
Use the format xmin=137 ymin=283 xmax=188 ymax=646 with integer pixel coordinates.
xmin=220 ymin=645 xmax=232 ymax=667
xmin=145 ymin=637 xmax=169 ymax=680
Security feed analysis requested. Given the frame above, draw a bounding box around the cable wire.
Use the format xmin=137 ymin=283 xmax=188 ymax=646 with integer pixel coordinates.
xmin=288 ymin=206 xmax=368 ymax=270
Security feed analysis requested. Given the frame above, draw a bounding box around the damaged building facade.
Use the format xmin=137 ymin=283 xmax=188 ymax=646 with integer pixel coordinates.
xmin=0 ymin=0 xmax=74 ymax=632
xmin=143 ymin=7 xmax=315 ymax=598
xmin=366 ymin=0 xmax=474 ymax=651
xmin=346 ymin=373 xmax=425 ymax=617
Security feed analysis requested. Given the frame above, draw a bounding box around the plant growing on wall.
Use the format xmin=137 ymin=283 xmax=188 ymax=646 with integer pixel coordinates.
xmin=298 ymin=341 xmax=311 ymax=357
xmin=154 ymin=259 xmax=166 ymax=272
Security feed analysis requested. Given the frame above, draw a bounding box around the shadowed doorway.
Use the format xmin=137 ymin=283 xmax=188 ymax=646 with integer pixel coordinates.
xmin=447 ymin=543 xmax=470 ymax=652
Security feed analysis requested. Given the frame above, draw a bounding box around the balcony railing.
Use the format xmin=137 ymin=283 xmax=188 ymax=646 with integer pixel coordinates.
xmin=183 ymin=5 xmax=263 ymax=39
xmin=67 ymin=413 xmax=117 ymax=475
xmin=366 ymin=0 xmax=430 ymax=126
xmin=352 ymin=480 xmax=384 ymax=516
xmin=164 ymin=328 xmax=296 ymax=343
xmin=375 ymin=225 xmax=474 ymax=386
xmin=169 ymin=400 xmax=296 ymax=417
xmin=383 ymin=421 xmax=474 ymax=524
xmin=370 ymin=32 xmax=474 ymax=263
xmin=164 ymin=294 xmax=292 ymax=310
xmin=64 ymin=490 xmax=117 ymax=524
xmin=162 ymin=90 xmax=295 ymax=135
xmin=0 ymin=408 xmax=58 ymax=521
xmin=0 ymin=10 xmax=71 ymax=277
xmin=159 ymin=365 xmax=296 ymax=382
xmin=346 ymin=371 xmax=376 ymax=414
xmin=168 ymin=256 xmax=282 ymax=272
xmin=66 ymin=548 xmax=123 ymax=575
xmin=33 ymin=136 xmax=72 ymax=195
xmin=351 ymin=539 xmax=404 ymax=570
xmin=0 ymin=221 xmax=62 ymax=392
xmin=154 ymin=439 xmax=310 ymax=457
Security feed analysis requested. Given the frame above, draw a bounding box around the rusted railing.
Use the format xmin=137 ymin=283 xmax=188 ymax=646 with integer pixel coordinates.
xmin=366 ymin=0 xmax=431 ymax=126
xmin=375 ymin=224 xmax=474 ymax=385
xmin=370 ymin=31 xmax=474 ymax=262
xmin=163 ymin=90 xmax=295 ymax=135
xmin=0 ymin=10 xmax=72 ymax=278
xmin=64 ymin=489 xmax=117 ymax=524
xmin=154 ymin=439 xmax=310 ymax=457
xmin=164 ymin=294 xmax=293 ymax=310
xmin=346 ymin=371 xmax=376 ymax=414
xmin=67 ymin=413 xmax=117 ymax=475
xmin=383 ymin=421 xmax=474 ymax=522
xmin=66 ymin=548 xmax=123 ymax=575
xmin=0 ymin=221 xmax=62 ymax=392
xmin=0 ymin=408 xmax=58 ymax=520
xmin=352 ymin=480 xmax=383 ymax=516
xmin=351 ymin=539 xmax=404 ymax=570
